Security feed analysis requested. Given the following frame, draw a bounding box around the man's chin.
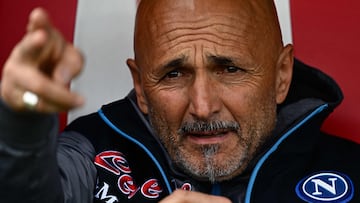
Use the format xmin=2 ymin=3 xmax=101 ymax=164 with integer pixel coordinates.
xmin=182 ymin=163 xmax=244 ymax=183
xmin=174 ymin=146 xmax=247 ymax=183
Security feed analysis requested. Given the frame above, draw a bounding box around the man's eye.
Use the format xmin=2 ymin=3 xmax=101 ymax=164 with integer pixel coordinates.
xmin=166 ymin=70 xmax=182 ymax=78
xmin=225 ymin=66 xmax=240 ymax=73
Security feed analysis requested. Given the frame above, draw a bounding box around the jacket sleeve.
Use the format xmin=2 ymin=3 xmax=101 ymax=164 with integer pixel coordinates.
xmin=0 ymin=100 xmax=97 ymax=202
xmin=57 ymin=131 xmax=97 ymax=202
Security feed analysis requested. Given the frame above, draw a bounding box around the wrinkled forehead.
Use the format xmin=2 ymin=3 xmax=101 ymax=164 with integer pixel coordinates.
xmin=134 ymin=0 xmax=281 ymax=64
xmin=136 ymin=0 xmax=276 ymax=29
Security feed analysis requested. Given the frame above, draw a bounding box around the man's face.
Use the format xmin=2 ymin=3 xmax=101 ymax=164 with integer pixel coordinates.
xmin=130 ymin=0 xmax=289 ymax=182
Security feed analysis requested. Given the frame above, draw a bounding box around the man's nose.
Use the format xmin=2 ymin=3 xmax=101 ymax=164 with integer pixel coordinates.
xmin=188 ymin=73 xmax=221 ymax=120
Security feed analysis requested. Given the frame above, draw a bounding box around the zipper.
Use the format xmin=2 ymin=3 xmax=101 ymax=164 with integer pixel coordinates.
xmin=211 ymin=183 xmax=222 ymax=196
xmin=98 ymin=109 xmax=173 ymax=194
xmin=244 ymin=104 xmax=329 ymax=203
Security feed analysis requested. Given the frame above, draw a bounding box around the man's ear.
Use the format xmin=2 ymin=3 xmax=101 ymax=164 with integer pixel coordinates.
xmin=275 ymin=44 xmax=294 ymax=104
xmin=126 ymin=58 xmax=149 ymax=114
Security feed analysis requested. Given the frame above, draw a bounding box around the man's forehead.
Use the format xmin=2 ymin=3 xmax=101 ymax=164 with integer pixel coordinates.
xmin=138 ymin=0 xmax=263 ymax=15
xmin=137 ymin=0 xmax=277 ymax=32
xmin=134 ymin=0 xmax=282 ymax=67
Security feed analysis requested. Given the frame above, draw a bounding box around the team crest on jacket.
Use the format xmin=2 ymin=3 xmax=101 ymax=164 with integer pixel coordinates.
xmin=295 ymin=171 xmax=354 ymax=203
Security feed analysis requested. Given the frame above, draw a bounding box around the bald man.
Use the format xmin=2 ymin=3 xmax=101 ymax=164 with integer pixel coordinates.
xmin=1 ymin=0 xmax=359 ymax=202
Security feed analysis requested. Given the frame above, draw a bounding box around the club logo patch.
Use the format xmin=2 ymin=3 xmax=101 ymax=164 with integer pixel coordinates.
xmin=295 ymin=171 xmax=354 ymax=203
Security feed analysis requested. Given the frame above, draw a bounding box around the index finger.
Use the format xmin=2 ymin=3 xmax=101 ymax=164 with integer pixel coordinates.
xmin=11 ymin=8 xmax=65 ymax=77
xmin=27 ymin=7 xmax=51 ymax=33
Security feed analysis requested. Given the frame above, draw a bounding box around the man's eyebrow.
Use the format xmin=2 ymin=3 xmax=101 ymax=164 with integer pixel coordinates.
xmin=208 ymin=55 xmax=236 ymax=66
xmin=161 ymin=56 xmax=187 ymax=70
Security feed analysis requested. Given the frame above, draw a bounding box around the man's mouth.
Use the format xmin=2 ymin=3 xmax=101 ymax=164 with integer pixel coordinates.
xmin=188 ymin=129 xmax=228 ymax=137
xmin=185 ymin=130 xmax=232 ymax=145
xmin=178 ymin=120 xmax=240 ymax=145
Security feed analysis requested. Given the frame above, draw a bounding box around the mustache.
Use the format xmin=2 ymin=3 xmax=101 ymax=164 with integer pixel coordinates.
xmin=178 ymin=120 xmax=240 ymax=135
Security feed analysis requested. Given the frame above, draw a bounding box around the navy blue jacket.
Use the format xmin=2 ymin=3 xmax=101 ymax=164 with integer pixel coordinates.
xmin=1 ymin=59 xmax=360 ymax=203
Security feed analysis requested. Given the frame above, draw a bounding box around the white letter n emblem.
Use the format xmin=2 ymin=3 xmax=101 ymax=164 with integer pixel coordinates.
xmin=311 ymin=178 xmax=338 ymax=195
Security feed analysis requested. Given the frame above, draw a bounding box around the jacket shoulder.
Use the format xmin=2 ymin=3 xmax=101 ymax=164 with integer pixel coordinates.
xmin=313 ymin=133 xmax=360 ymax=169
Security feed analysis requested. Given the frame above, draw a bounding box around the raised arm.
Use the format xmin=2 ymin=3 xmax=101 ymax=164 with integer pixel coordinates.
xmin=0 ymin=8 xmax=93 ymax=202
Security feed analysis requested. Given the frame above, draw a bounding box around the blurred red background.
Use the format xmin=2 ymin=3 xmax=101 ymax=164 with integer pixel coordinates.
xmin=291 ymin=0 xmax=360 ymax=143
xmin=1 ymin=0 xmax=359 ymax=143
xmin=0 ymin=0 xmax=77 ymax=130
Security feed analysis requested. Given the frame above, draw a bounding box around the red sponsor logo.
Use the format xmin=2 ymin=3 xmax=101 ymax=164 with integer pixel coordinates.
xmin=181 ymin=183 xmax=192 ymax=191
xmin=142 ymin=179 xmax=163 ymax=198
xmin=95 ymin=151 xmax=131 ymax=175
xmin=95 ymin=150 xmax=162 ymax=199
xmin=118 ymin=174 xmax=139 ymax=199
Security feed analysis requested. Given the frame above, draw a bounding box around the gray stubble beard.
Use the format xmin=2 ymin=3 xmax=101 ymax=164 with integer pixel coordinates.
xmin=174 ymin=143 xmax=247 ymax=183
xmin=148 ymin=106 xmax=247 ymax=183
